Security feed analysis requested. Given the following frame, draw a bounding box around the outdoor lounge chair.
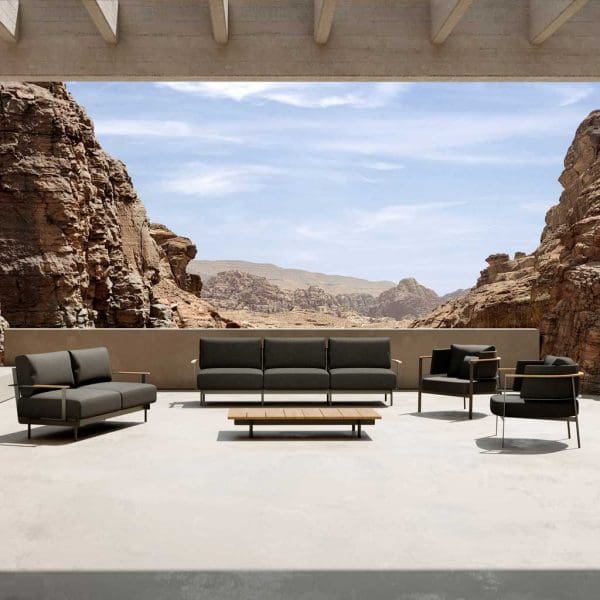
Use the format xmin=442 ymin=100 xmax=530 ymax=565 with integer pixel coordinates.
xmin=491 ymin=355 xmax=583 ymax=448
xmin=418 ymin=344 xmax=500 ymax=419
xmin=13 ymin=347 xmax=156 ymax=441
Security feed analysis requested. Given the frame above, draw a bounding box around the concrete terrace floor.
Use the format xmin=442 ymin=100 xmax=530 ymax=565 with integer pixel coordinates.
xmin=1 ymin=384 xmax=600 ymax=598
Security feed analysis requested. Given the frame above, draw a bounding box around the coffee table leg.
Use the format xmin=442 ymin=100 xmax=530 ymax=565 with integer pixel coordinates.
xmin=352 ymin=424 xmax=355 ymax=433
xmin=358 ymin=423 xmax=362 ymax=438
xmin=249 ymin=423 xmax=254 ymax=438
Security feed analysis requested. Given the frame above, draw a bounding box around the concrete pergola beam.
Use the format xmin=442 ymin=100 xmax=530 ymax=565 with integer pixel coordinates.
xmin=430 ymin=0 xmax=474 ymax=45
xmin=0 ymin=0 xmax=19 ymax=43
xmin=81 ymin=0 xmax=118 ymax=44
xmin=529 ymin=0 xmax=589 ymax=45
xmin=208 ymin=0 xmax=229 ymax=45
xmin=314 ymin=0 xmax=337 ymax=44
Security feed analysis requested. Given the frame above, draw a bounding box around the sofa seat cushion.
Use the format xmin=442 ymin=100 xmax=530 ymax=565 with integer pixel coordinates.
xmin=17 ymin=388 xmax=122 ymax=421
xmin=198 ymin=368 xmax=263 ymax=390
xmin=69 ymin=347 xmax=112 ymax=386
xmin=264 ymin=368 xmax=329 ymax=390
xmin=421 ymin=375 xmax=497 ymax=396
xmin=490 ymin=394 xmax=578 ymax=419
xmin=84 ymin=382 xmax=157 ymax=409
xmin=329 ymin=368 xmax=396 ymax=390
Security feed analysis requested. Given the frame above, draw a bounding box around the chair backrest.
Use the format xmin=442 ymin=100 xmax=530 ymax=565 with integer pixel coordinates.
xmin=328 ymin=337 xmax=391 ymax=369
xmin=199 ymin=337 xmax=262 ymax=370
xmin=447 ymin=344 xmax=496 ymax=379
xmin=520 ymin=363 xmax=579 ymax=400
xmin=263 ymin=338 xmax=326 ymax=369
xmin=69 ymin=347 xmax=113 ymax=386
xmin=14 ymin=351 xmax=75 ymax=398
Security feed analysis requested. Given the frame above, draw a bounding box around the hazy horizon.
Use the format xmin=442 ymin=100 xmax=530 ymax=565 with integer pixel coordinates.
xmin=68 ymin=82 xmax=600 ymax=294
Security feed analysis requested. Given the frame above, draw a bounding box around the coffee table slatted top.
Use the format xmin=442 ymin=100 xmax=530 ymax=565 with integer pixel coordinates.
xmin=227 ymin=408 xmax=381 ymax=421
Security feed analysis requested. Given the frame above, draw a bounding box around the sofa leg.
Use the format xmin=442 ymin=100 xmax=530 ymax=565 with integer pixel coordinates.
xmin=468 ymin=394 xmax=473 ymax=419
xmin=384 ymin=393 xmax=387 ymax=404
xmin=144 ymin=407 xmax=148 ymax=423
xmin=495 ymin=415 xmax=498 ymax=436
xmin=73 ymin=426 xmax=78 ymax=442
xmin=417 ymin=389 xmax=422 ymax=413
xmin=390 ymin=390 xmax=394 ymax=407
xmin=463 ymin=396 xmax=466 ymax=410
xmin=501 ymin=417 xmax=505 ymax=448
xmin=200 ymin=391 xmax=205 ymax=406
xmin=27 ymin=422 xmax=31 ymax=440
xmin=327 ymin=391 xmax=332 ymax=406
xmin=567 ymin=419 xmax=571 ymax=439
xmin=575 ymin=415 xmax=581 ymax=448
xmin=261 ymin=391 xmax=264 ymax=406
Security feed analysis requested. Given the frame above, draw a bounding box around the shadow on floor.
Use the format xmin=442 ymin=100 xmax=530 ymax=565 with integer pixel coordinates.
xmin=476 ymin=435 xmax=570 ymax=454
xmin=409 ymin=410 xmax=487 ymax=422
xmin=217 ymin=430 xmax=373 ymax=442
xmin=0 ymin=570 xmax=596 ymax=600
xmin=0 ymin=421 xmax=140 ymax=447
xmin=170 ymin=400 xmax=387 ymax=409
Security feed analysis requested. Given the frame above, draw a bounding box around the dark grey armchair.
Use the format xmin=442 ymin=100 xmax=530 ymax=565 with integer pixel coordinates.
xmin=491 ymin=355 xmax=583 ymax=448
xmin=418 ymin=344 xmax=500 ymax=419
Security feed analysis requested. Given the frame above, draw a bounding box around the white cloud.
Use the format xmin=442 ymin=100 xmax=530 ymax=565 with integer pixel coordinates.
xmin=361 ymin=161 xmax=405 ymax=171
xmin=158 ymin=82 xmax=411 ymax=109
xmin=550 ymin=84 xmax=595 ymax=107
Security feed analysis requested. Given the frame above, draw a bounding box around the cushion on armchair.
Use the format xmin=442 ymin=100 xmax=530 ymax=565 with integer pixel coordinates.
xmin=521 ymin=364 xmax=579 ymax=400
xmin=458 ymin=351 xmax=498 ymax=380
xmin=447 ymin=344 xmax=495 ymax=379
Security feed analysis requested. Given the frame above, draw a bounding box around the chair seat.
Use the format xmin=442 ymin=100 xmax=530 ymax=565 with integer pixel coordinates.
xmin=18 ymin=388 xmax=122 ymax=421
xmin=490 ymin=393 xmax=578 ymax=419
xmin=421 ymin=375 xmax=497 ymax=396
xmin=84 ymin=382 xmax=157 ymax=409
xmin=263 ymin=368 xmax=329 ymax=390
xmin=197 ymin=368 xmax=263 ymax=390
xmin=329 ymin=368 xmax=396 ymax=390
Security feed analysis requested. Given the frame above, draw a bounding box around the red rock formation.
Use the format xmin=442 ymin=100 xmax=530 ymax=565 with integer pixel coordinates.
xmin=415 ymin=110 xmax=600 ymax=391
xmin=0 ymin=82 xmax=231 ymax=331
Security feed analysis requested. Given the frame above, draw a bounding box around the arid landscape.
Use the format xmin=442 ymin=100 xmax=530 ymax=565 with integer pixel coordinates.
xmin=1 ymin=82 xmax=600 ymax=389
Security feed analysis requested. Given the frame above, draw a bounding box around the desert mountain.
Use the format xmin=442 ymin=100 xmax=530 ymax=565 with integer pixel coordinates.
xmin=190 ymin=260 xmax=396 ymax=296
xmin=0 ymin=82 xmax=233 ymax=338
xmin=368 ymin=278 xmax=443 ymax=320
xmin=415 ymin=110 xmax=600 ymax=392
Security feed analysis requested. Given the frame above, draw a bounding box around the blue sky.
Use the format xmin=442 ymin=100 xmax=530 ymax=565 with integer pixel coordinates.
xmin=67 ymin=82 xmax=600 ymax=294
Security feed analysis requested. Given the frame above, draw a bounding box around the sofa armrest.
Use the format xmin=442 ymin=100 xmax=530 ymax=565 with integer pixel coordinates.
xmin=116 ymin=371 xmax=150 ymax=383
xmin=391 ymin=359 xmax=402 ymax=388
xmin=14 ymin=385 xmax=69 ymax=420
xmin=467 ymin=356 xmax=501 ymax=383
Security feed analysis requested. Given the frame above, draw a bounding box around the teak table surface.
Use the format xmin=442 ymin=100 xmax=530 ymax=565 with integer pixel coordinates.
xmin=227 ymin=408 xmax=381 ymax=421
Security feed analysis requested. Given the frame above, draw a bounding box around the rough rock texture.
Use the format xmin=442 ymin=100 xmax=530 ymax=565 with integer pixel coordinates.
xmin=415 ymin=110 xmax=600 ymax=391
xmin=369 ymin=278 xmax=441 ymax=320
xmin=0 ymin=312 xmax=8 ymax=364
xmin=149 ymin=223 xmax=202 ymax=296
xmin=0 ymin=82 xmax=232 ymax=330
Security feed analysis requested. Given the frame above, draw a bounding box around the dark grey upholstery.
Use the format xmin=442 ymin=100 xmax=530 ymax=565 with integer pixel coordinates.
xmin=69 ymin=347 xmax=112 ymax=386
xmin=263 ymin=338 xmax=326 ymax=369
xmin=264 ymin=368 xmax=329 ymax=390
xmin=14 ymin=351 xmax=75 ymax=398
xmin=430 ymin=348 xmax=451 ymax=374
xmin=200 ymin=337 xmax=262 ymax=369
xmin=512 ymin=356 xmax=577 ymax=392
xmin=328 ymin=337 xmax=390 ymax=369
xmin=197 ymin=368 xmax=263 ymax=390
xmin=421 ymin=375 xmax=498 ymax=396
xmin=521 ymin=364 xmax=579 ymax=399
xmin=17 ymin=388 xmax=122 ymax=421
xmin=329 ymin=368 xmax=396 ymax=390
xmin=85 ymin=381 xmax=157 ymax=409
xmin=490 ymin=394 xmax=578 ymax=419
xmin=447 ymin=344 xmax=496 ymax=378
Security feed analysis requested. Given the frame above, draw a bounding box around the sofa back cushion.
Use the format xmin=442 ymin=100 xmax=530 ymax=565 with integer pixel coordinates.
xmin=15 ymin=351 xmax=75 ymax=398
xmin=521 ymin=364 xmax=579 ymax=400
xmin=264 ymin=338 xmax=326 ymax=369
xmin=458 ymin=351 xmax=498 ymax=380
xmin=200 ymin=337 xmax=262 ymax=369
xmin=69 ymin=347 xmax=113 ymax=386
xmin=544 ymin=355 xmax=576 ymax=367
xmin=328 ymin=337 xmax=391 ymax=369
xmin=447 ymin=344 xmax=495 ymax=378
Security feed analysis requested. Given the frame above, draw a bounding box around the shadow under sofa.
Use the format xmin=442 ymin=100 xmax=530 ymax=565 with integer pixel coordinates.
xmin=192 ymin=337 xmax=401 ymax=405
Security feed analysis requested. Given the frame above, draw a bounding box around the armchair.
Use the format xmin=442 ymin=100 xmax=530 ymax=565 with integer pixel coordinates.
xmin=418 ymin=344 xmax=500 ymax=419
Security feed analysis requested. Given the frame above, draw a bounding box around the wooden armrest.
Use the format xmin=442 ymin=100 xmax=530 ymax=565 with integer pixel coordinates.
xmin=190 ymin=359 xmax=198 ymax=365
xmin=504 ymin=372 xmax=584 ymax=379
xmin=498 ymin=367 xmax=516 ymax=371
xmin=419 ymin=355 xmax=432 ymax=360
xmin=470 ymin=356 xmax=501 ymax=363
xmin=391 ymin=359 xmax=403 ymax=365
xmin=27 ymin=384 xmax=70 ymax=389
xmin=116 ymin=370 xmax=151 ymax=375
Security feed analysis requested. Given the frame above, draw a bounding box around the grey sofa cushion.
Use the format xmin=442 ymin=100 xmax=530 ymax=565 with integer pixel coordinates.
xmin=199 ymin=338 xmax=262 ymax=369
xmin=329 ymin=368 xmax=396 ymax=390
xmin=544 ymin=355 xmax=576 ymax=367
xmin=69 ymin=347 xmax=112 ymax=386
xmin=421 ymin=375 xmax=497 ymax=396
xmin=521 ymin=364 xmax=579 ymax=400
xmin=15 ymin=351 xmax=75 ymax=398
xmin=263 ymin=338 xmax=326 ymax=369
xmin=458 ymin=350 xmax=498 ymax=380
xmin=197 ymin=368 xmax=263 ymax=390
xmin=328 ymin=337 xmax=391 ymax=369
xmin=490 ymin=393 xmax=578 ymax=419
xmin=263 ymin=368 xmax=329 ymax=390
xmin=512 ymin=360 xmax=544 ymax=391
xmin=447 ymin=344 xmax=495 ymax=378
xmin=17 ymin=387 xmax=121 ymax=421
xmin=84 ymin=381 xmax=157 ymax=409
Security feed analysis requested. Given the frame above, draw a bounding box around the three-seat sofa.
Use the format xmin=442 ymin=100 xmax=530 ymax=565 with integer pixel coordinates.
xmin=191 ymin=336 xmax=401 ymax=405
xmin=13 ymin=347 xmax=157 ymax=441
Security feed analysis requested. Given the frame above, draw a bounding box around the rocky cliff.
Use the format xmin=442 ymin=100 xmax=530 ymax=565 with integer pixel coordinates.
xmin=0 ymin=311 xmax=8 ymax=364
xmin=415 ymin=110 xmax=600 ymax=391
xmin=369 ymin=278 xmax=442 ymax=320
xmin=0 ymin=82 xmax=231 ymax=332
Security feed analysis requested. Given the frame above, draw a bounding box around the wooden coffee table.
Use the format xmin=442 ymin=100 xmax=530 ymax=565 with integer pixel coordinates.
xmin=227 ymin=407 xmax=381 ymax=438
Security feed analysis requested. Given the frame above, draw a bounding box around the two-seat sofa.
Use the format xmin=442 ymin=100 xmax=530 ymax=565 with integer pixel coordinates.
xmin=192 ymin=337 xmax=401 ymax=405
xmin=13 ymin=347 xmax=157 ymax=441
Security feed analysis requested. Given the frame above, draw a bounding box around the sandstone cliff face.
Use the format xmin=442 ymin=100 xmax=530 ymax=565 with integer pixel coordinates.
xmin=415 ymin=110 xmax=600 ymax=391
xmin=0 ymin=82 xmax=230 ymax=331
xmin=0 ymin=312 xmax=8 ymax=364
xmin=369 ymin=278 xmax=441 ymax=320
